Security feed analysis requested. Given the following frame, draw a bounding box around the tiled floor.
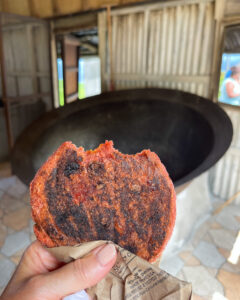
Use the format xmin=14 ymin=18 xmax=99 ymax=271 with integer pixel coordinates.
xmin=0 ymin=163 xmax=239 ymax=299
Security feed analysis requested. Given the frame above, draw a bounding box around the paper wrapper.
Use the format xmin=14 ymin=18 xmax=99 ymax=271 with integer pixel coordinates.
xmin=48 ymin=241 xmax=192 ymax=300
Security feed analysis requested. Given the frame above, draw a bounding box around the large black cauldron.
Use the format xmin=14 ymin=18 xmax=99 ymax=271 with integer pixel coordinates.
xmin=11 ymin=89 xmax=232 ymax=190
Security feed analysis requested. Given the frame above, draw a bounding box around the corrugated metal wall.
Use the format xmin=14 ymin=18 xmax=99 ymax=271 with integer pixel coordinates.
xmin=209 ymin=106 xmax=240 ymax=202
xmin=99 ymin=0 xmax=215 ymax=97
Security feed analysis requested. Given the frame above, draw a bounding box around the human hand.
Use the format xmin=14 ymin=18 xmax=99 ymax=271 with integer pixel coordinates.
xmin=0 ymin=241 xmax=117 ymax=300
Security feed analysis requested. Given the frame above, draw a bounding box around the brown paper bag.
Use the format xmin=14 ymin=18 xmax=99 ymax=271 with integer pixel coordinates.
xmin=48 ymin=241 xmax=192 ymax=300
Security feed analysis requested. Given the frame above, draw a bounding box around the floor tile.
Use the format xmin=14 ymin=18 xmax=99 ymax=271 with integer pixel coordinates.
xmin=193 ymin=241 xmax=225 ymax=269
xmin=210 ymin=222 xmax=222 ymax=229
xmin=224 ymin=205 xmax=240 ymax=217
xmin=215 ymin=211 xmax=240 ymax=231
xmin=3 ymin=206 xmax=31 ymax=231
xmin=192 ymin=223 xmax=210 ymax=247
xmin=202 ymin=233 xmax=214 ymax=244
xmin=7 ymin=178 xmax=27 ymax=199
xmin=221 ymin=261 xmax=240 ymax=274
xmin=0 ymin=256 xmax=15 ymax=288
xmin=0 ymin=193 xmax=24 ymax=213
xmin=191 ymin=294 xmax=206 ymax=300
xmin=0 ymin=177 xmax=15 ymax=192
xmin=7 ymin=227 xmax=15 ymax=235
xmin=179 ymin=251 xmax=200 ymax=266
xmin=183 ymin=266 xmax=224 ymax=297
xmin=22 ymin=191 xmax=30 ymax=204
xmin=218 ymin=269 xmax=240 ymax=300
xmin=181 ymin=241 xmax=194 ymax=253
xmin=160 ymin=255 xmax=184 ymax=276
xmin=218 ymin=248 xmax=230 ymax=260
xmin=1 ymin=231 xmax=30 ymax=257
xmin=209 ymin=229 xmax=236 ymax=250
xmin=206 ymin=267 xmax=218 ymax=277
xmin=176 ymin=270 xmax=186 ymax=281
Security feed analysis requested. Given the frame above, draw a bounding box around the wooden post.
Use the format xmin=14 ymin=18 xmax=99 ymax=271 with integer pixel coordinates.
xmin=0 ymin=14 xmax=14 ymax=150
xmin=49 ymin=21 xmax=59 ymax=108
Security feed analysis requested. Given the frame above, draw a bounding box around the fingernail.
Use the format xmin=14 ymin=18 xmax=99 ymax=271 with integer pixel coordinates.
xmin=96 ymin=244 xmax=116 ymax=266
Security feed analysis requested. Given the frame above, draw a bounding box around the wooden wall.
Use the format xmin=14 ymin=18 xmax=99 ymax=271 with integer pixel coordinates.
xmin=1 ymin=16 xmax=52 ymax=110
xmin=225 ymin=0 xmax=240 ymax=17
xmin=0 ymin=0 xmax=151 ymax=18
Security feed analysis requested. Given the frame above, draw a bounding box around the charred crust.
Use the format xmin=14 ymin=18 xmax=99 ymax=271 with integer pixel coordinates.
xmin=36 ymin=142 xmax=175 ymax=261
xmin=64 ymin=161 xmax=79 ymax=178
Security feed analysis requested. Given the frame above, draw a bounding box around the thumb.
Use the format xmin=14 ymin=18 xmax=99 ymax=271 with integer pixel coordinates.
xmin=39 ymin=244 xmax=117 ymax=298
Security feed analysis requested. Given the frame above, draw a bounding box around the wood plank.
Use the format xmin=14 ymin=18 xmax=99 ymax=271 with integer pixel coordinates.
xmin=33 ymin=25 xmax=50 ymax=73
xmin=66 ymin=92 xmax=78 ymax=103
xmin=6 ymin=93 xmax=51 ymax=104
xmin=65 ymin=44 xmax=78 ymax=66
xmin=2 ymin=22 xmax=42 ymax=31
xmin=31 ymin=0 xmax=54 ymax=18
xmin=2 ymin=0 xmax=31 ymax=16
xmin=66 ymin=67 xmax=78 ymax=72
xmin=7 ymin=71 xmax=50 ymax=77
xmin=65 ymin=70 xmax=78 ymax=95
xmin=53 ymin=13 xmax=97 ymax=34
xmin=83 ymin=0 xmax=120 ymax=11
xmin=54 ymin=0 xmax=82 ymax=15
xmin=225 ymin=0 xmax=240 ymax=17
xmin=50 ymin=21 xmax=59 ymax=108
xmin=110 ymin=73 xmax=210 ymax=83
xmin=111 ymin=0 xmax=214 ymax=16
xmin=64 ymin=35 xmax=81 ymax=46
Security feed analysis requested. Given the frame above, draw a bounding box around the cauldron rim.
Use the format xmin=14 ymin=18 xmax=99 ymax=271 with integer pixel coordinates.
xmin=11 ymin=88 xmax=233 ymax=188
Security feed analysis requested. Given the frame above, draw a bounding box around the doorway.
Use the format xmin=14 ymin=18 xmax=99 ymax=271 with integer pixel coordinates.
xmin=56 ymin=27 xmax=101 ymax=106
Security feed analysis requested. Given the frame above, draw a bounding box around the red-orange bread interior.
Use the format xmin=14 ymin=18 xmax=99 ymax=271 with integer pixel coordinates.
xmin=30 ymin=141 xmax=176 ymax=262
